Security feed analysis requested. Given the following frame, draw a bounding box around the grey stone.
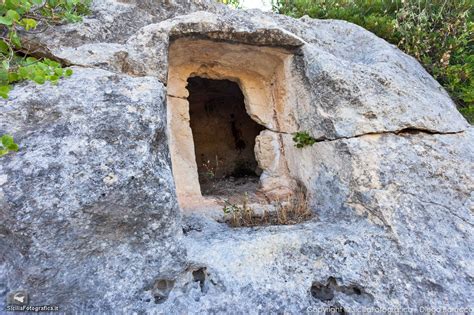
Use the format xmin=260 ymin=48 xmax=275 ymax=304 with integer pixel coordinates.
xmin=1 ymin=0 xmax=473 ymax=313
xmin=0 ymin=68 xmax=185 ymax=312
xmin=22 ymin=7 xmax=468 ymax=137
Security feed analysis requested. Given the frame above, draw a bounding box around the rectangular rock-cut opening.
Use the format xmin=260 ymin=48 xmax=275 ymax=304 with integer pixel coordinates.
xmin=187 ymin=77 xmax=265 ymax=196
xmin=167 ymin=38 xmax=311 ymax=213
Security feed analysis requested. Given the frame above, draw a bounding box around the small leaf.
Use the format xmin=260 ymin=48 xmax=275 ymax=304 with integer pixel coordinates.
xmin=45 ymin=59 xmax=60 ymax=68
xmin=0 ymin=85 xmax=11 ymax=98
xmin=33 ymin=76 xmax=45 ymax=84
xmin=65 ymin=68 xmax=73 ymax=76
xmin=8 ymin=72 xmax=20 ymax=82
xmin=37 ymin=62 xmax=49 ymax=72
xmin=6 ymin=10 xmax=20 ymax=22
xmin=26 ymin=57 xmax=37 ymax=64
xmin=1 ymin=134 xmax=14 ymax=147
xmin=18 ymin=67 xmax=29 ymax=78
xmin=0 ymin=16 xmax=13 ymax=26
xmin=7 ymin=143 xmax=19 ymax=151
xmin=21 ymin=18 xmax=38 ymax=31
xmin=0 ymin=68 xmax=8 ymax=84
xmin=0 ymin=40 xmax=10 ymax=54
xmin=10 ymin=32 xmax=21 ymax=47
xmin=4 ymin=0 xmax=20 ymax=10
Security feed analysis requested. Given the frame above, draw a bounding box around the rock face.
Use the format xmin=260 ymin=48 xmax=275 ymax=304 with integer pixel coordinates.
xmin=1 ymin=0 xmax=473 ymax=313
xmin=1 ymin=68 xmax=185 ymax=312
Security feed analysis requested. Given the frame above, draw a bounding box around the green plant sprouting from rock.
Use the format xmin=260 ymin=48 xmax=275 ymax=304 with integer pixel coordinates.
xmin=1 ymin=0 xmax=90 ymax=98
xmin=0 ymin=0 xmax=91 ymax=155
xmin=0 ymin=134 xmax=18 ymax=156
xmin=293 ymin=131 xmax=316 ymax=148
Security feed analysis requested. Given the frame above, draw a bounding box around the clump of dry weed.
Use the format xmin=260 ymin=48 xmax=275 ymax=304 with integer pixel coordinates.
xmin=222 ymin=187 xmax=312 ymax=227
xmin=274 ymin=188 xmax=312 ymax=225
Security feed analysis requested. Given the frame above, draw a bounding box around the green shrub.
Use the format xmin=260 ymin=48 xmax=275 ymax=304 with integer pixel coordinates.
xmin=276 ymin=0 xmax=474 ymax=123
xmin=293 ymin=131 xmax=316 ymax=148
xmin=459 ymin=105 xmax=474 ymax=124
xmin=275 ymin=0 xmax=401 ymax=42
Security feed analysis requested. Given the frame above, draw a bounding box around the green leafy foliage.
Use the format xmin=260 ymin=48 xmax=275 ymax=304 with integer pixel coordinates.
xmin=0 ymin=0 xmax=90 ymax=157
xmin=276 ymin=0 xmax=473 ymax=123
xmin=293 ymin=131 xmax=316 ymax=148
xmin=0 ymin=134 xmax=19 ymax=156
xmin=216 ymin=0 xmax=241 ymax=9
xmin=0 ymin=0 xmax=91 ymax=99
xmin=275 ymin=0 xmax=401 ymax=42
xmin=459 ymin=105 xmax=474 ymax=124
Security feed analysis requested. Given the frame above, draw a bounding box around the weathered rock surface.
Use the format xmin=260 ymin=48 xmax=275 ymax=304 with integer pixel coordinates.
xmin=24 ymin=7 xmax=469 ymax=137
xmin=169 ymin=130 xmax=473 ymax=313
xmin=0 ymin=68 xmax=185 ymax=312
xmin=1 ymin=0 xmax=473 ymax=313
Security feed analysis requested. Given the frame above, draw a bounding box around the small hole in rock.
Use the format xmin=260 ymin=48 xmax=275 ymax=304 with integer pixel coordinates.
xmin=152 ymin=279 xmax=175 ymax=304
xmin=352 ymin=287 xmax=362 ymax=295
xmin=192 ymin=268 xmax=207 ymax=293
xmin=311 ymin=282 xmax=334 ymax=301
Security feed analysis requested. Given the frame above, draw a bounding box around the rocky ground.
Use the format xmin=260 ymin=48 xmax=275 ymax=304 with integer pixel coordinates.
xmin=200 ymin=175 xmax=261 ymax=202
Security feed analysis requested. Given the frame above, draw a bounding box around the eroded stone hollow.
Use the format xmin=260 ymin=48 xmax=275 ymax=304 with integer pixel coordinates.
xmin=167 ymin=38 xmax=307 ymax=210
xmin=187 ymin=77 xmax=264 ymax=195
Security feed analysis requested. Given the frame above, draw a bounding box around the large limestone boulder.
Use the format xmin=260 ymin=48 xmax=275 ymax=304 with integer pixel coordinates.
xmin=1 ymin=68 xmax=185 ymax=311
xmin=1 ymin=0 xmax=472 ymax=313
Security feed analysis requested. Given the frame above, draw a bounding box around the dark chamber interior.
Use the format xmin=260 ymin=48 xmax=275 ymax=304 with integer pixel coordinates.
xmin=187 ymin=77 xmax=264 ymax=195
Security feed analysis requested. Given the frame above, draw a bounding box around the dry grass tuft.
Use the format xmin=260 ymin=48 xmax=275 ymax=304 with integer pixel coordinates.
xmin=222 ymin=186 xmax=313 ymax=227
xmin=274 ymin=188 xmax=312 ymax=225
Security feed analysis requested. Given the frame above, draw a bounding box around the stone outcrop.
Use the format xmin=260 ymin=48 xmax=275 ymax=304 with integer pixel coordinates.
xmin=1 ymin=68 xmax=185 ymax=311
xmin=1 ymin=0 xmax=472 ymax=313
